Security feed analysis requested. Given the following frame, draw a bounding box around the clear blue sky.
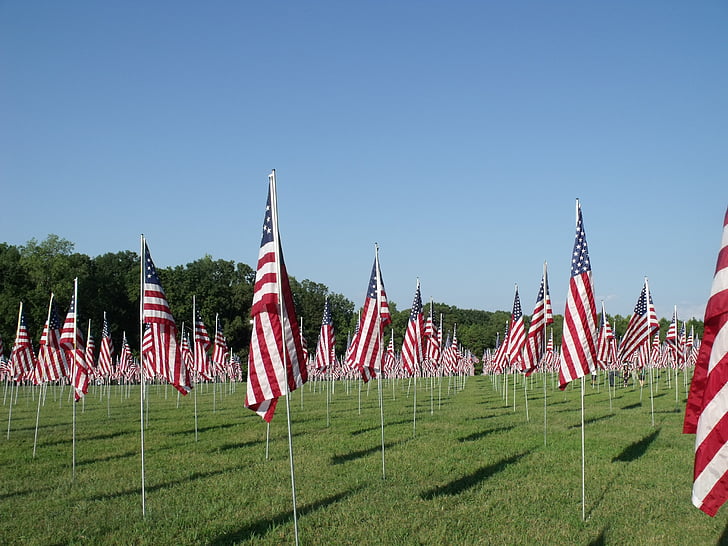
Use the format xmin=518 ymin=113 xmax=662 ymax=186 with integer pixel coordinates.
xmin=1 ymin=1 xmax=726 ymax=320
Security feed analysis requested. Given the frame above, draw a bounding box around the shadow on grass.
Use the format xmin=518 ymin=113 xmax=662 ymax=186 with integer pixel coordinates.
xmin=350 ymin=418 xmax=411 ymax=436
xmin=171 ymin=422 xmax=241 ymax=436
xmin=568 ymin=414 xmax=615 ymax=430
xmin=86 ymin=467 xmax=240 ymax=501
xmin=39 ymin=429 xmax=136 ymax=447
xmin=0 ymin=485 xmax=54 ymax=500
xmin=588 ymin=526 xmax=608 ymax=545
xmin=612 ymin=429 xmax=660 ymax=462
xmin=621 ymin=402 xmax=642 ymax=410
xmin=420 ymin=451 xmax=531 ymax=499
xmin=77 ymin=450 xmax=138 ymax=467
xmin=458 ymin=425 xmax=515 ymax=442
xmin=719 ymin=518 xmax=728 ymax=545
xmin=209 ymin=487 xmax=360 ymax=545
xmin=213 ymin=439 xmax=263 ymax=452
xmin=331 ymin=440 xmax=405 ymax=465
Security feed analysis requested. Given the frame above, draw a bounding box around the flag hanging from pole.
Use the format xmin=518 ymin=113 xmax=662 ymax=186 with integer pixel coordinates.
xmin=194 ymin=306 xmax=212 ymax=381
xmin=60 ymin=285 xmax=88 ymax=400
xmin=507 ymin=285 xmax=527 ymax=371
xmin=245 ymin=171 xmax=308 ymax=422
xmin=9 ymin=305 xmax=35 ymax=381
xmin=558 ymin=200 xmax=598 ymax=390
xmin=97 ymin=313 xmax=114 ymax=379
xmin=36 ymin=297 xmax=69 ymax=383
xmin=401 ymin=280 xmax=424 ymax=376
xmin=143 ymin=240 xmax=191 ymax=394
xmin=523 ymin=265 xmax=554 ymax=375
xmin=618 ymin=281 xmax=659 ymax=362
xmin=684 ymin=206 xmax=728 ymax=516
xmin=314 ymin=297 xmax=335 ymax=372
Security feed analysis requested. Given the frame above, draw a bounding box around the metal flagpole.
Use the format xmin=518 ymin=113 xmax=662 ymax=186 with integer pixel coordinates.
xmin=71 ymin=278 xmax=78 ymax=480
xmin=192 ymin=297 xmax=199 ymax=442
xmin=375 ymin=244 xmax=386 ymax=480
xmin=270 ymin=170 xmax=300 ymax=545
xmin=139 ymin=235 xmax=147 ymax=517
xmin=645 ymin=278 xmax=655 ymax=427
xmin=581 ymin=374 xmax=586 ymax=521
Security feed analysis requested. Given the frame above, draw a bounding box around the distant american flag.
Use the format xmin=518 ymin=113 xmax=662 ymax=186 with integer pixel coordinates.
xmin=401 ymin=280 xmax=424 ymax=376
xmin=194 ymin=307 xmax=212 ymax=381
xmin=212 ymin=317 xmax=229 ymax=370
xmin=523 ymin=266 xmax=554 ymax=375
xmin=507 ymin=286 xmax=526 ymax=371
xmin=314 ymin=297 xmax=335 ymax=372
xmin=37 ymin=298 xmax=69 ymax=382
xmin=617 ymin=281 xmax=658 ymax=362
xmin=60 ymin=285 xmax=88 ymax=400
xmin=97 ymin=313 xmax=114 ymax=378
xmin=558 ymin=201 xmax=598 ymax=390
xmin=10 ymin=306 xmax=35 ymax=380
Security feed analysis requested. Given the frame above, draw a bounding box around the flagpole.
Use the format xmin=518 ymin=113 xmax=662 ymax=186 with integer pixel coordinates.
xmin=192 ymin=296 xmax=199 ymax=442
xmin=139 ymin=235 xmax=147 ymax=518
xmin=645 ymin=277 xmax=655 ymax=427
xmin=7 ymin=302 xmax=25 ymax=441
xmin=581 ymin=374 xmax=586 ymax=521
xmin=71 ymin=278 xmax=78 ymax=480
xmin=375 ymin=243 xmax=386 ymax=480
xmin=270 ymin=170 xmax=300 ymax=545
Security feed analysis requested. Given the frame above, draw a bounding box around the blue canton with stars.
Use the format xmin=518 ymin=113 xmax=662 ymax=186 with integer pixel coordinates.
xmin=570 ymin=206 xmax=591 ymax=276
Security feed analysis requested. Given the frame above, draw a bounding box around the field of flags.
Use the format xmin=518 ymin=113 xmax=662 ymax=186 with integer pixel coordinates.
xmin=1 ymin=171 xmax=727 ymax=541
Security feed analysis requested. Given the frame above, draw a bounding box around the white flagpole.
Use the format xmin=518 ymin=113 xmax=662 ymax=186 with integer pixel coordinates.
xmin=270 ymin=170 xmax=300 ymax=545
xmin=192 ymin=296 xmax=199 ymax=442
xmin=72 ymin=277 xmax=79 ymax=480
xmin=543 ymin=263 xmax=549 ymax=445
xmin=8 ymin=301 xmax=24 ymax=441
xmin=645 ymin=277 xmax=655 ymax=427
xmin=139 ymin=235 xmax=147 ymax=518
xmin=412 ymin=279 xmax=419 ymax=438
xmin=375 ymin=243 xmax=386 ymax=480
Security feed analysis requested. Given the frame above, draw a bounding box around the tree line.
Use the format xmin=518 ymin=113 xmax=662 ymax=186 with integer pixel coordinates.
xmin=0 ymin=235 xmax=704 ymax=364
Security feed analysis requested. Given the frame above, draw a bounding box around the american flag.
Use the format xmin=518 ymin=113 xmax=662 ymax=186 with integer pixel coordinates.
xmin=401 ymin=280 xmax=424 ymax=376
xmin=507 ymin=286 xmax=526 ymax=371
xmin=60 ymin=286 xmax=89 ymax=400
xmin=212 ymin=316 xmax=229 ymax=371
xmin=523 ymin=265 xmax=554 ymax=375
xmin=617 ymin=281 xmax=659 ymax=362
xmin=684 ymin=206 xmax=728 ymax=516
xmin=85 ymin=323 xmax=96 ymax=379
xmin=9 ymin=305 xmax=35 ymax=380
xmin=118 ymin=332 xmax=133 ymax=378
xmin=424 ymin=302 xmax=441 ymax=366
xmin=37 ymin=297 xmax=69 ymax=382
xmin=596 ymin=303 xmax=617 ymax=370
xmin=383 ymin=331 xmax=397 ymax=377
xmin=665 ymin=308 xmax=684 ymax=367
xmin=558 ymin=201 xmax=598 ymax=390
xmin=348 ymin=249 xmax=391 ymax=382
xmin=194 ymin=306 xmax=212 ymax=381
xmin=97 ymin=313 xmax=114 ymax=378
xmin=143 ymin=240 xmax=190 ymax=394
xmin=314 ymin=297 xmax=335 ymax=372
xmin=181 ymin=330 xmax=194 ymax=377
xmin=245 ymin=171 xmax=308 ymax=422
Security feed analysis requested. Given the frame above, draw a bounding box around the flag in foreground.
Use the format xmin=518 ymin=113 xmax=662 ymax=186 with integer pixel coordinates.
xmin=684 ymin=206 xmax=728 ymax=516
xmin=558 ymin=200 xmax=598 ymax=390
xmin=245 ymin=171 xmax=307 ymax=422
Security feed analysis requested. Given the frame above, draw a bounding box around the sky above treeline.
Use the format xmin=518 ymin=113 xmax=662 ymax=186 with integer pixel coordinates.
xmin=1 ymin=1 xmax=726 ymax=320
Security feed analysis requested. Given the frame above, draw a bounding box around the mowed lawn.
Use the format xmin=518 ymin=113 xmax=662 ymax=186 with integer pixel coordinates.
xmin=1 ymin=373 xmax=726 ymax=545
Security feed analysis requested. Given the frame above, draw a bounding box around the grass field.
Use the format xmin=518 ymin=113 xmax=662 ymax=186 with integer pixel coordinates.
xmin=1 ymin=373 xmax=726 ymax=545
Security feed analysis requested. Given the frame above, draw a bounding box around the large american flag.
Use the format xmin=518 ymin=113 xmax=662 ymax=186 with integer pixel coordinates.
xmin=684 ymin=206 xmax=728 ymax=516
xmin=143 ymin=240 xmax=190 ymax=394
xmin=60 ymin=287 xmax=89 ymax=400
xmin=97 ymin=313 xmax=114 ymax=379
xmin=245 ymin=172 xmax=308 ymax=422
xmin=523 ymin=266 xmax=554 ymax=375
xmin=507 ymin=286 xmax=526 ymax=371
xmin=9 ymin=305 xmax=35 ymax=380
xmin=401 ymin=280 xmax=424 ymax=376
xmin=348 ymin=249 xmax=391 ymax=382
xmin=314 ymin=297 xmax=335 ymax=372
xmin=617 ymin=281 xmax=659 ymax=362
xmin=36 ymin=297 xmax=69 ymax=382
xmin=558 ymin=201 xmax=598 ymax=390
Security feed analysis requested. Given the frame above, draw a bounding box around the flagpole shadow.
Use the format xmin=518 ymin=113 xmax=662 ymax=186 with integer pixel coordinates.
xmin=420 ymin=450 xmax=531 ymax=499
xmin=209 ymin=487 xmax=361 ymax=545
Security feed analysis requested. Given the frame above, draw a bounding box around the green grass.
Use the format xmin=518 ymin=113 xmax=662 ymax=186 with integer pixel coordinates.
xmin=1 ymin=374 xmax=725 ymax=545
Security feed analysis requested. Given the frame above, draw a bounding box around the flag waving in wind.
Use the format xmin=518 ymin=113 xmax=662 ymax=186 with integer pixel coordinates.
xmin=523 ymin=264 xmax=554 ymax=375
xmin=245 ymin=171 xmax=308 ymax=422
xmin=314 ymin=297 xmax=335 ymax=372
xmin=401 ymin=279 xmax=424 ymax=376
xmin=618 ymin=280 xmax=659 ymax=362
xmin=558 ymin=200 xmax=598 ymax=390
xmin=684 ymin=206 xmax=728 ymax=516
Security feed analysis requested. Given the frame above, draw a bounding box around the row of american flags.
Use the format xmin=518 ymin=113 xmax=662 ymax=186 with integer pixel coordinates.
xmin=1 ymin=169 xmax=726 ymax=518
